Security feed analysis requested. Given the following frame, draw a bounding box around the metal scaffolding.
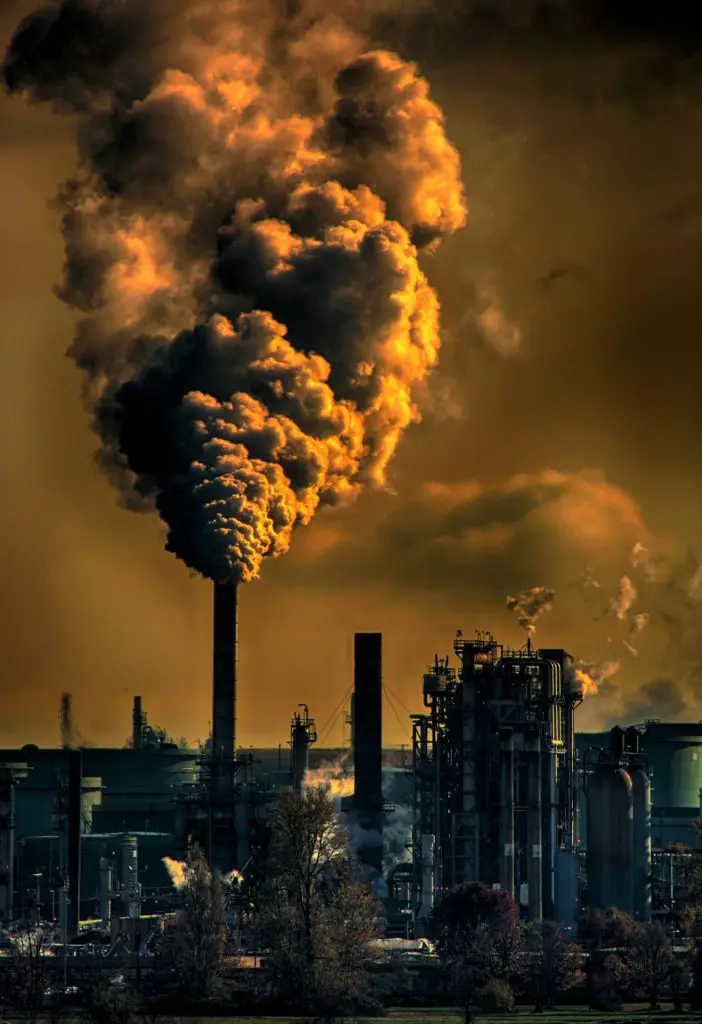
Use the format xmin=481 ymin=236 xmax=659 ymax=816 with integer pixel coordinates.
xmin=412 ymin=632 xmax=581 ymax=924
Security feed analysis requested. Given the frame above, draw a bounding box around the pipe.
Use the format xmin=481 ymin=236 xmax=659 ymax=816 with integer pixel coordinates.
xmin=0 ymin=769 xmax=14 ymax=924
xmin=525 ymin=728 xmax=543 ymax=923
xmin=99 ymin=857 xmax=112 ymax=924
xmin=212 ymin=582 xmax=238 ymax=798
xmin=499 ymin=729 xmax=515 ymax=899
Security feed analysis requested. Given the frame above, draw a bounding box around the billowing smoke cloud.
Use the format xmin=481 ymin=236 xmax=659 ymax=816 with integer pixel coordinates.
xmin=2 ymin=1 xmax=466 ymax=585
xmin=506 ymin=585 xmax=554 ymax=636
xmin=284 ymin=467 xmax=652 ymax=593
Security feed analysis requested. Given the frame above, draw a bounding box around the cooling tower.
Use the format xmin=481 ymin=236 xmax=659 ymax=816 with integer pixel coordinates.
xmin=212 ymin=582 xmax=238 ymax=797
xmin=353 ymin=632 xmax=383 ymax=873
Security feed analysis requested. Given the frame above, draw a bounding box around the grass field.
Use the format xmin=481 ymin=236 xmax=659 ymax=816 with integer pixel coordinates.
xmin=203 ymin=1009 xmax=692 ymax=1024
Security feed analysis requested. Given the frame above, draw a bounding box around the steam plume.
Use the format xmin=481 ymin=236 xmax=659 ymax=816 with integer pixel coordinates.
xmin=162 ymin=856 xmax=188 ymax=889
xmin=305 ymin=754 xmax=354 ymax=798
xmin=505 ymin=586 xmax=554 ymax=636
xmin=2 ymin=1 xmax=466 ymax=585
xmin=608 ymin=575 xmax=637 ymax=621
xmin=569 ymin=658 xmax=620 ymax=697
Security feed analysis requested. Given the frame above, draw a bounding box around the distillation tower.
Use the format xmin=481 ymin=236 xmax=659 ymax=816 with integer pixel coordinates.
xmin=412 ymin=632 xmax=581 ymax=924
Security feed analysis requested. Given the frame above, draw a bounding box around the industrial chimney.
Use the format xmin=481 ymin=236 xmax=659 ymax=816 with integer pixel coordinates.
xmin=212 ymin=582 xmax=238 ymax=797
xmin=353 ymin=632 xmax=383 ymax=874
xmin=60 ymin=693 xmax=75 ymax=749
xmin=291 ymin=706 xmax=317 ymax=793
xmin=132 ymin=696 xmax=144 ymax=750
xmin=66 ymin=749 xmax=82 ymax=939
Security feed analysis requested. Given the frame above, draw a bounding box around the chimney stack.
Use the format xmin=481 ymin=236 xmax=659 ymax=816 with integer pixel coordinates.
xmin=132 ymin=696 xmax=143 ymax=750
xmin=66 ymin=749 xmax=82 ymax=938
xmin=353 ymin=632 xmax=383 ymax=874
xmin=212 ymin=582 xmax=238 ymax=797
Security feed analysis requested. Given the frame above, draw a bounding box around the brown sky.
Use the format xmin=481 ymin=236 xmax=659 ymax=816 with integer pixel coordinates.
xmin=1 ymin=0 xmax=701 ymax=750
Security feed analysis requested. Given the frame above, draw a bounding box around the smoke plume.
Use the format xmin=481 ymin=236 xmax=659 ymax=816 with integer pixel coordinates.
xmin=569 ymin=657 xmax=620 ymax=697
xmin=608 ymin=575 xmax=637 ymax=620
xmin=2 ymin=0 xmax=466 ymax=585
xmin=162 ymin=856 xmax=188 ymax=889
xmin=506 ymin=586 xmax=554 ymax=636
xmin=305 ymin=753 xmax=354 ymax=798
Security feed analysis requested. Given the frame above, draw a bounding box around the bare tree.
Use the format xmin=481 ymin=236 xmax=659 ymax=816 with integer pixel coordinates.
xmin=8 ymin=923 xmax=53 ymax=1024
xmin=258 ymin=788 xmax=379 ymax=1018
xmin=152 ymin=843 xmax=228 ymax=1002
xmin=519 ymin=920 xmax=581 ymax=1011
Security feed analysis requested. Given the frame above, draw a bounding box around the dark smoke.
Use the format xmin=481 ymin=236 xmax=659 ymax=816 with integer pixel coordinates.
xmin=3 ymin=0 xmax=466 ymax=584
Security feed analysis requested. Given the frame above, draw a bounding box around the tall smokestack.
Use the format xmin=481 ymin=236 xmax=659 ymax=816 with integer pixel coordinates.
xmin=66 ymin=749 xmax=82 ymax=939
xmin=353 ymin=632 xmax=383 ymax=874
xmin=212 ymin=582 xmax=237 ymax=797
xmin=132 ymin=696 xmax=143 ymax=750
xmin=60 ymin=693 xmax=75 ymax=749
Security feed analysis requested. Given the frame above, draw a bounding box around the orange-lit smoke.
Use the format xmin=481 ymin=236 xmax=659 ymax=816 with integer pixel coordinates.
xmin=305 ymin=756 xmax=354 ymax=798
xmin=572 ymin=659 xmax=621 ymax=697
xmin=506 ymin=586 xmax=555 ymax=636
xmin=2 ymin=1 xmax=467 ymax=585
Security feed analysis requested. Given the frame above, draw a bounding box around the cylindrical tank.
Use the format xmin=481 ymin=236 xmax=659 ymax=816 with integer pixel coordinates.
xmin=586 ymin=764 xmax=634 ymax=914
xmin=641 ymin=724 xmax=702 ymax=808
xmin=632 ymin=767 xmax=652 ymax=922
xmin=80 ymin=778 xmax=102 ymax=834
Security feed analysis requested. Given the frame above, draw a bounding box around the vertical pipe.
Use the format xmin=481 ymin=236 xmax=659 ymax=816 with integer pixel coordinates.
xmin=99 ymin=857 xmax=112 ymax=924
xmin=0 ymin=769 xmax=14 ymax=923
xmin=353 ymin=632 xmax=383 ymax=874
xmin=499 ymin=729 xmax=515 ymax=899
xmin=66 ymin=749 xmax=82 ymax=938
xmin=212 ymin=582 xmax=237 ymax=797
xmin=132 ymin=696 xmax=143 ymax=750
xmin=632 ymin=767 xmax=652 ymax=921
xmin=526 ymin=729 xmax=543 ymax=922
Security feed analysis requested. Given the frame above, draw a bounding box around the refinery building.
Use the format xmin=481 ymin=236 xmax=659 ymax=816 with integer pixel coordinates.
xmin=0 ymin=585 xmax=701 ymax=941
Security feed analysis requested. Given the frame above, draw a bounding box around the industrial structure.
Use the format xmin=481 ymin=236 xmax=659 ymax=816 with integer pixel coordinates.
xmin=1 ymin=601 xmax=702 ymax=944
xmin=411 ymin=633 xmax=580 ymax=926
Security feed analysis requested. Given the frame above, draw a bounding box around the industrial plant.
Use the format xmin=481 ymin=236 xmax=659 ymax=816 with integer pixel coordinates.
xmin=1 ymin=586 xmax=701 ymax=948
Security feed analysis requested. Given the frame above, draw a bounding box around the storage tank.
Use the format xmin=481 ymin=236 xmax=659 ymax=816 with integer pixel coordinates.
xmin=631 ymin=766 xmax=652 ymax=922
xmin=641 ymin=724 xmax=702 ymax=808
xmin=586 ymin=763 xmax=634 ymax=913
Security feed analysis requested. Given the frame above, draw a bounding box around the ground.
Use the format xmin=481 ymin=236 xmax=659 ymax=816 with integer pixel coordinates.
xmin=197 ymin=1009 xmax=690 ymax=1024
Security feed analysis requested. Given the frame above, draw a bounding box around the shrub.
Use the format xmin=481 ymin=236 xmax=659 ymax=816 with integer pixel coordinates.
xmin=475 ymin=978 xmax=515 ymax=1013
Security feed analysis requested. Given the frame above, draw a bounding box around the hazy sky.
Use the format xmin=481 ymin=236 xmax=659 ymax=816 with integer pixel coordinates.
xmin=1 ymin=0 xmax=700 ymax=750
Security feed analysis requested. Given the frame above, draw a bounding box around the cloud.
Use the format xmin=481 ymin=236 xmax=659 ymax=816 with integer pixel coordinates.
xmin=294 ymin=467 xmax=650 ymax=595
